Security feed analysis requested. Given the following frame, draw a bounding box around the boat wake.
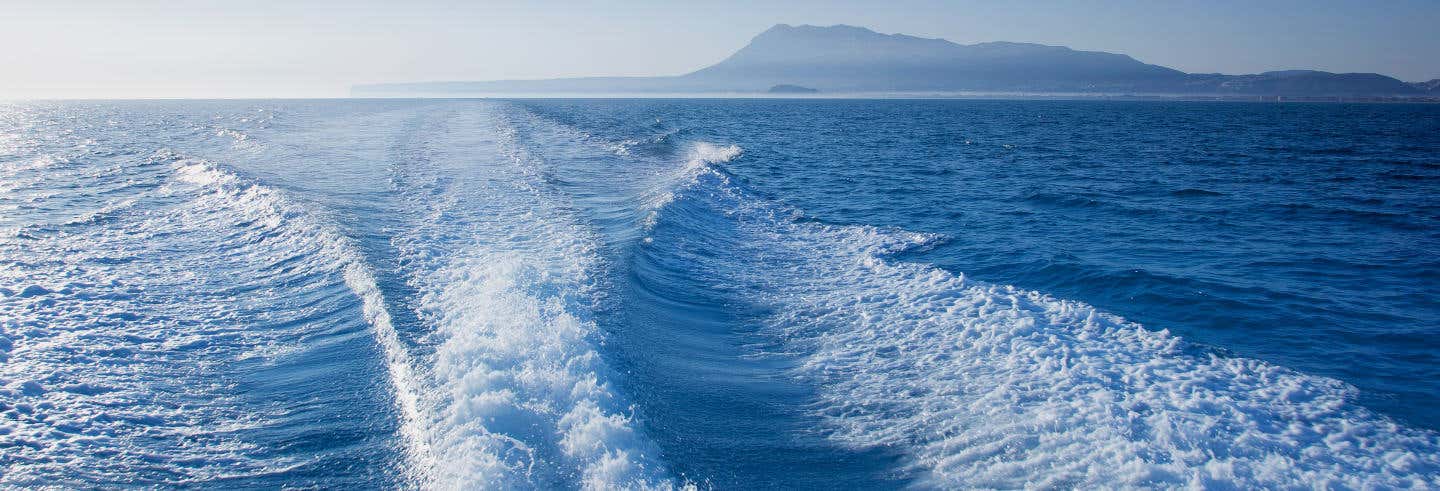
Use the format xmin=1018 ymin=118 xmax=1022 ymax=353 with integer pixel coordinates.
xmin=5 ymin=100 xmax=1436 ymax=489
xmin=635 ymin=139 xmax=1440 ymax=488
xmin=383 ymin=108 xmax=679 ymax=489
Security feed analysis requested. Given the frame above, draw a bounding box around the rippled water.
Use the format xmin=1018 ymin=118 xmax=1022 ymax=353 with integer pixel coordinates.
xmin=2 ymin=99 xmax=1437 ymax=488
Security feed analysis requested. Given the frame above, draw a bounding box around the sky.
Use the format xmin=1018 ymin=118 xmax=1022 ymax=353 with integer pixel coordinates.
xmin=3 ymin=0 xmax=1438 ymax=99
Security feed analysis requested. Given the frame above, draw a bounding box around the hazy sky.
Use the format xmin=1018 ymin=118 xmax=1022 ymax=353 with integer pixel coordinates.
xmin=4 ymin=0 xmax=1438 ymax=98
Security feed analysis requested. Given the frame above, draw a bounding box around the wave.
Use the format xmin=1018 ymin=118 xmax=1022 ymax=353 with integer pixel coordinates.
xmin=604 ymin=127 xmax=688 ymax=157
xmin=1170 ymin=188 xmax=1225 ymax=197
xmin=640 ymin=142 xmax=742 ymax=233
xmin=641 ymin=144 xmax=1440 ymax=488
xmin=384 ymin=108 xmax=681 ymax=489
xmin=2 ymin=154 xmax=71 ymax=173
xmin=3 ymin=146 xmax=418 ymax=486
xmin=171 ymin=157 xmax=436 ymax=483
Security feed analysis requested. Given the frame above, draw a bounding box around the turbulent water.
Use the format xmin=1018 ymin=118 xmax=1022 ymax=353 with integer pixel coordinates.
xmin=2 ymin=99 xmax=1437 ymax=489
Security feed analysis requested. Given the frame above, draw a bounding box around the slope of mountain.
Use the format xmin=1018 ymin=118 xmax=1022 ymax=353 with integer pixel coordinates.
xmin=1181 ymin=70 xmax=1422 ymax=96
xmin=767 ymin=84 xmax=819 ymax=94
xmin=353 ymin=24 xmax=1425 ymax=97
xmin=681 ymin=24 xmax=1187 ymax=92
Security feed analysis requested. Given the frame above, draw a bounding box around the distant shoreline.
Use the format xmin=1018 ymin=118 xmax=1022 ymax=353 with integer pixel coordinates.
xmin=351 ymin=25 xmax=1438 ymax=101
xmin=8 ymin=94 xmax=1440 ymax=103
xmin=345 ymin=92 xmax=1440 ymax=103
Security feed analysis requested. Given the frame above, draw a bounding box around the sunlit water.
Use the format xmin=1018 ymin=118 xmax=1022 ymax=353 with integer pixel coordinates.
xmin=2 ymin=99 xmax=1437 ymax=488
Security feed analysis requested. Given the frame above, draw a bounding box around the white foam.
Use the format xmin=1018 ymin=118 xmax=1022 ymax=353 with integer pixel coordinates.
xmin=216 ymin=127 xmax=250 ymax=142
xmin=687 ymin=141 xmax=743 ymax=166
xmin=384 ymin=108 xmax=680 ymax=489
xmin=640 ymin=142 xmax=742 ymax=231
xmin=1 ymin=154 xmax=69 ymax=172
xmin=731 ymin=206 xmax=1440 ymax=487
xmin=625 ymin=145 xmax=1440 ymax=486
xmin=171 ymin=158 xmax=436 ymax=483
xmin=2 ymin=147 xmax=431 ymax=485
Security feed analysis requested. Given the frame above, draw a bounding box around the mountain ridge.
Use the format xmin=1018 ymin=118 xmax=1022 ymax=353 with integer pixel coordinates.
xmin=354 ymin=24 xmax=1428 ymax=97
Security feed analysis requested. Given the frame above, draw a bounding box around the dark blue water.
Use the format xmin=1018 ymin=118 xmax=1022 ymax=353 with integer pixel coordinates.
xmin=2 ymin=99 xmax=1437 ymax=488
xmin=518 ymin=99 xmax=1440 ymax=426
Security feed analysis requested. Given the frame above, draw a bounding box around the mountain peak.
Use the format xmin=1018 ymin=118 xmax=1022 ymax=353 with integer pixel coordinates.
xmin=686 ymin=23 xmax=1182 ymax=91
xmin=762 ymin=23 xmax=880 ymax=34
xmin=753 ymin=23 xmax=943 ymax=45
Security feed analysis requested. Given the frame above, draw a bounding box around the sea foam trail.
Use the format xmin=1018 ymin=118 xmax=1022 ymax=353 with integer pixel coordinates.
xmin=2 ymin=144 xmax=413 ymax=486
xmin=171 ymin=158 xmax=436 ymax=483
xmin=385 ymin=107 xmax=679 ymax=489
xmin=641 ymin=142 xmax=743 ymax=232
xmin=652 ymin=156 xmax=1440 ymax=488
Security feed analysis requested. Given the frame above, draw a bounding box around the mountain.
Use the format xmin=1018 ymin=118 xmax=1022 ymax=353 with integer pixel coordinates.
xmin=683 ymin=24 xmax=1187 ymax=92
xmin=353 ymin=24 xmax=1425 ymax=97
xmin=1180 ymin=70 xmax=1422 ymax=96
xmin=1412 ymin=79 xmax=1440 ymax=93
xmin=768 ymin=84 xmax=819 ymax=94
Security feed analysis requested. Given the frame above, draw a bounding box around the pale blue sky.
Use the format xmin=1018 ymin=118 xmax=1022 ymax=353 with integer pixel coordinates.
xmin=3 ymin=0 xmax=1438 ymax=98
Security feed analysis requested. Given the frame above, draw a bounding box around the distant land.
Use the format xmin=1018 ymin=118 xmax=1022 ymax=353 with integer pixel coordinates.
xmin=768 ymin=84 xmax=819 ymax=94
xmin=354 ymin=24 xmax=1440 ymax=98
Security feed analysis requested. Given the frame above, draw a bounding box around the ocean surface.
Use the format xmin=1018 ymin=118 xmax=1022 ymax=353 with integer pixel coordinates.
xmin=2 ymin=99 xmax=1437 ymax=488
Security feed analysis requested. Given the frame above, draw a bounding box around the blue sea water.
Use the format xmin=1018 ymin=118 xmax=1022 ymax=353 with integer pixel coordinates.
xmin=1 ymin=99 xmax=1437 ymax=488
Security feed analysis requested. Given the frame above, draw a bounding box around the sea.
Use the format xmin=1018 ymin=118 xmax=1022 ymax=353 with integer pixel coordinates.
xmin=2 ymin=99 xmax=1437 ymax=488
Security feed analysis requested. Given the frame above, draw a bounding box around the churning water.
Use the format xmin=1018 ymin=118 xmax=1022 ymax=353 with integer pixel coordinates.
xmin=2 ymin=99 xmax=1437 ymax=488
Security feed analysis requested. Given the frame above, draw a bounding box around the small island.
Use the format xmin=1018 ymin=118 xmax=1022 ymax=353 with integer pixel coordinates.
xmin=767 ymin=84 xmax=819 ymax=94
